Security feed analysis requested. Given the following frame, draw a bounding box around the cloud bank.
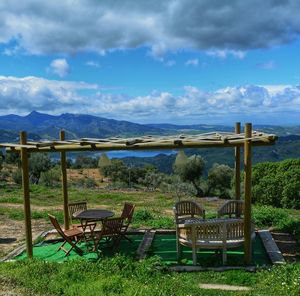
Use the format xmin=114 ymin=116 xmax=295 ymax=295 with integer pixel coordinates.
xmin=1 ymin=1 xmax=300 ymax=55
xmin=0 ymin=76 xmax=299 ymax=124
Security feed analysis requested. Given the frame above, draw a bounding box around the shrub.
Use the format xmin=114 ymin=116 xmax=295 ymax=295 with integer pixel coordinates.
xmin=72 ymin=177 xmax=97 ymax=188
xmin=133 ymin=209 xmax=154 ymax=222
xmin=12 ymin=169 xmax=22 ymax=185
xmin=39 ymin=167 xmax=61 ymax=187
xmin=252 ymin=158 xmax=300 ymax=209
xmin=253 ymin=205 xmax=290 ymax=228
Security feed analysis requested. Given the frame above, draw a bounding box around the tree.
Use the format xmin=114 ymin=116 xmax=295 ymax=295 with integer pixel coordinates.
xmin=29 ymin=153 xmax=52 ymax=184
xmin=174 ymin=154 xmax=205 ymax=197
xmin=0 ymin=150 xmax=3 ymax=172
xmin=40 ymin=167 xmax=61 ymax=187
xmin=174 ymin=150 xmax=188 ymax=168
xmin=139 ymin=171 xmax=166 ymax=191
xmin=101 ymin=159 xmax=128 ymax=183
xmin=5 ymin=152 xmax=21 ymax=166
xmin=98 ymin=153 xmax=111 ymax=174
xmin=72 ymin=155 xmax=97 ymax=169
xmin=207 ymin=163 xmax=234 ymax=198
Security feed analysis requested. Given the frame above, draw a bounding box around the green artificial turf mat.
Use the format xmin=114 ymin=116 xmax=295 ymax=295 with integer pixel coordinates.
xmin=15 ymin=234 xmax=143 ymax=262
xmin=149 ymin=233 xmax=270 ymax=267
xmin=15 ymin=233 xmax=270 ymax=267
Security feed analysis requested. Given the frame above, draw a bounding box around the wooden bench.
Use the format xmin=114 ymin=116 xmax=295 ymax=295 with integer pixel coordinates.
xmin=177 ymin=218 xmax=255 ymax=265
xmin=217 ymin=200 xmax=244 ymax=218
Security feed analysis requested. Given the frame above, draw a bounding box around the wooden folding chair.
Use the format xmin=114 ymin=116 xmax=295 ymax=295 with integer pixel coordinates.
xmin=48 ymin=214 xmax=84 ymax=256
xmin=68 ymin=201 xmax=97 ymax=235
xmin=94 ymin=217 xmax=124 ymax=252
xmin=68 ymin=201 xmax=88 ymax=229
xmin=120 ymin=202 xmax=135 ymax=242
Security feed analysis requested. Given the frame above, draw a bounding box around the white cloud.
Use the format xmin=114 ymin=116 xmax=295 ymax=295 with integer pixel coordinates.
xmin=1 ymin=1 xmax=300 ymax=56
xmin=85 ymin=60 xmax=101 ymax=68
xmin=0 ymin=76 xmax=97 ymax=114
xmin=165 ymin=60 xmax=176 ymax=67
xmin=256 ymin=61 xmax=276 ymax=70
xmin=185 ymin=59 xmax=199 ymax=66
xmin=206 ymin=50 xmax=246 ymax=59
xmin=0 ymin=76 xmax=299 ymax=123
xmin=49 ymin=59 xmax=70 ymax=77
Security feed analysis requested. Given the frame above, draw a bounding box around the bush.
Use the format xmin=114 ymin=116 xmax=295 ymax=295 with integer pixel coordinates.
xmin=39 ymin=167 xmax=61 ymax=187
xmin=252 ymin=158 xmax=300 ymax=209
xmin=72 ymin=177 xmax=97 ymax=188
xmin=133 ymin=209 xmax=154 ymax=222
xmin=12 ymin=169 xmax=22 ymax=185
xmin=253 ymin=205 xmax=290 ymax=228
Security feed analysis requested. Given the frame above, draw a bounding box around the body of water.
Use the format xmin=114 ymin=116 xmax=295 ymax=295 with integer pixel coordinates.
xmin=98 ymin=150 xmax=176 ymax=159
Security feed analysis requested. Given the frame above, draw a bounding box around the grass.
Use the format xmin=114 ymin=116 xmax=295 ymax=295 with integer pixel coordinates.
xmin=0 ymin=183 xmax=300 ymax=295
xmin=0 ymin=256 xmax=299 ymax=295
xmin=1 ymin=183 xmax=300 ymax=232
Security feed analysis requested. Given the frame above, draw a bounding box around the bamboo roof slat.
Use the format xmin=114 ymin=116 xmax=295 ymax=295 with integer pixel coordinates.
xmin=1 ymin=130 xmax=277 ymax=153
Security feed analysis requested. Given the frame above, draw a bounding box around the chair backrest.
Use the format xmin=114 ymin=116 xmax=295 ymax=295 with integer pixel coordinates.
xmin=174 ymin=200 xmax=205 ymax=223
xmin=217 ymin=200 xmax=244 ymax=218
xmin=48 ymin=214 xmax=66 ymax=238
xmin=101 ymin=217 xmax=124 ymax=236
xmin=68 ymin=201 xmax=87 ymax=220
xmin=121 ymin=202 xmax=135 ymax=223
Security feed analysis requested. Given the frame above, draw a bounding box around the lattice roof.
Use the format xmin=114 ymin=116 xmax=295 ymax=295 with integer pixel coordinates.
xmin=0 ymin=130 xmax=277 ymax=153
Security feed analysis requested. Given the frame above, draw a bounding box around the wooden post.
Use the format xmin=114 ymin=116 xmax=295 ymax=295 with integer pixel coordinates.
xmin=235 ymin=122 xmax=241 ymax=200
xmin=60 ymin=130 xmax=69 ymax=230
xmin=244 ymin=123 xmax=252 ymax=264
xmin=20 ymin=131 xmax=33 ymax=258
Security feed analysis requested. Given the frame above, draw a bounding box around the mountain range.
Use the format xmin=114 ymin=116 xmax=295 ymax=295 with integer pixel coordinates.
xmin=0 ymin=111 xmax=299 ymax=142
xmin=0 ymin=111 xmax=299 ymax=172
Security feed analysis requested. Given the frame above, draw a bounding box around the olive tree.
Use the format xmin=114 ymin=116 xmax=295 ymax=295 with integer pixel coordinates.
xmin=207 ymin=163 xmax=234 ymax=198
xmin=174 ymin=154 xmax=205 ymax=197
xmin=29 ymin=153 xmax=52 ymax=184
xmin=98 ymin=153 xmax=111 ymax=174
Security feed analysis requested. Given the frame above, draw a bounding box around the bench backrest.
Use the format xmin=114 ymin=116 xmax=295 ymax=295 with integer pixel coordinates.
xmin=174 ymin=200 xmax=205 ymax=223
xmin=217 ymin=200 xmax=244 ymax=218
xmin=179 ymin=219 xmax=245 ymax=242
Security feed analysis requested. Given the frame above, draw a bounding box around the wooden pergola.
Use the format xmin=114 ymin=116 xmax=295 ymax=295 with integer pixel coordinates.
xmin=0 ymin=122 xmax=277 ymax=264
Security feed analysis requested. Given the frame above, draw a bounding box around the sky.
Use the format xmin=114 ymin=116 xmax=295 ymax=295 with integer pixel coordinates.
xmin=0 ymin=0 xmax=300 ymax=125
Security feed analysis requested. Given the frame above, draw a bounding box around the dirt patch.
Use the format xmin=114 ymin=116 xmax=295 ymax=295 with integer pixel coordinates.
xmin=0 ymin=278 xmax=24 ymax=296
xmin=67 ymin=168 xmax=105 ymax=186
xmin=0 ymin=218 xmax=50 ymax=257
xmin=199 ymin=284 xmax=251 ymax=291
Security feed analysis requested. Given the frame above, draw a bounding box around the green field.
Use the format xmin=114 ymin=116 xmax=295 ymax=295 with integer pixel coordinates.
xmin=0 ymin=184 xmax=300 ymax=295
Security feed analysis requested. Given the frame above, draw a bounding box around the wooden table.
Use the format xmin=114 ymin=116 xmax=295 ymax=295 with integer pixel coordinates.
xmin=73 ymin=209 xmax=114 ymax=221
xmin=73 ymin=209 xmax=115 ymax=249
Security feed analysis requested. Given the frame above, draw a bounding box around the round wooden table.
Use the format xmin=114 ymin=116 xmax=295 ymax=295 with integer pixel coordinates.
xmin=73 ymin=209 xmax=115 ymax=250
xmin=73 ymin=209 xmax=114 ymax=221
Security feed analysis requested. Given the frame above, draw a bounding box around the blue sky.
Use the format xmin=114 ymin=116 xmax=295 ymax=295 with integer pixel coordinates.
xmin=0 ymin=1 xmax=300 ymax=125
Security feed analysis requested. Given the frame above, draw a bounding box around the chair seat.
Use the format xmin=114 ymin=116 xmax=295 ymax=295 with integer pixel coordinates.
xmin=64 ymin=228 xmax=83 ymax=237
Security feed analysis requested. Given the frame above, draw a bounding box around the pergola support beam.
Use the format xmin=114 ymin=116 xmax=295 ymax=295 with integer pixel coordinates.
xmin=244 ymin=123 xmax=252 ymax=264
xmin=20 ymin=131 xmax=33 ymax=258
xmin=60 ymin=130 xmax=70 ymax=230
xmin=235 ymin=122 xmax=241 ymax=200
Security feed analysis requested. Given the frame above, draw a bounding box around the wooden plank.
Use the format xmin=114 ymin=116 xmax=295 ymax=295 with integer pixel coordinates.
xmin=258 ymin=230 xmax=285 ymax=264
xmin=60 ymin=130 xmax=70 ymax=230
xmin=136 ymin=230 xmax=156 ymax=259
xmin=244 ymin=123 xmax=252 ymax=264
xmin=235 ymin=122 xmax=241 ymax=201
xmin=20 ymin=131 xmax=33 ymax=259
xmin=2 ymin=130 xmax=277 ymax=153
